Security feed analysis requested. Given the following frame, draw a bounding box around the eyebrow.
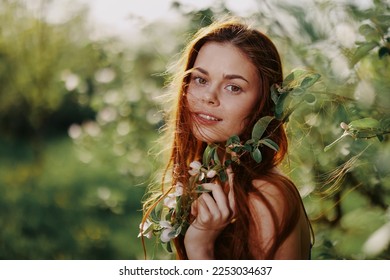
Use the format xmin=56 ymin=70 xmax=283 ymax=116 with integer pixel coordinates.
xmin=193 ymin=67 xmax=249 ymax=84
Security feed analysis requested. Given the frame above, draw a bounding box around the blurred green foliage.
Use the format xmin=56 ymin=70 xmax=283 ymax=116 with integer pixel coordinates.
xmin=0 ymin=0 xmax=164 ymax=259
xmin=0 ymin=137 xmax=145 ymax=259
xmin=0 ymin=0 xmax=389 ymax=259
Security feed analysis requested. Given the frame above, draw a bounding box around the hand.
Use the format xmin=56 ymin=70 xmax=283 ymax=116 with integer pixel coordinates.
xmin=184 ymin=167 xmax=236 ymax=259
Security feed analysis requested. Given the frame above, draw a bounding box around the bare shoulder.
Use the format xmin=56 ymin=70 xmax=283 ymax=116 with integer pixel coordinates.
xmin=249 ymin=172 xmax=300 ymax=215
xmin=247 ymin=174 xmax=311 ymax=259
xmin=251 ymin=178 xmax=288 ymax=199
xmin=248 ymin=178 xmax=291 ymax=224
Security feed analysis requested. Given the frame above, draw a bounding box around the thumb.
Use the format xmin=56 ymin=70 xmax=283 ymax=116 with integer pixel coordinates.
xmin=191 ymin=199 xmax=198 ymax=217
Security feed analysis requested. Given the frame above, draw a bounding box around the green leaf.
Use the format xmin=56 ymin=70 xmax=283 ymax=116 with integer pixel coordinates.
xmin=380 ymin=118 xmax=390 ymax=130
xmin=168 ymin=227 xmax=181 ymax=239
xmin=376 ymin=15 xmax=390 ymax=24
xmin=167 ymin=230 xmax=176 ymax=239
xmin=251 ymin=116 xmax=274 ymax=141
xmin=165 ymin=209 xmax=173 ymax=221
xmin=176 ymin=196 xmax=182 ymax=211
xmin=376 ymin=15 xmax=390 ymax=30
xmin=213 ymin=148 xmax=221 ymax=165
xmin=219 ymin=170 xmax=228 ymax=182
xmin=324 ymin=118 xmax=383 ymax=151
xmin=270 ymin=84 xmax=279 ymax=104
xmin=251 ymin=148 xmax=262 ymax=163
xmin=163 ymin=241 xmax=173 ymax=253
xmin=359 ymin=24 xmax=381 ymax=41
xmin=275 ymin=69 xmax=321 ymax=120
xmin=275 ymin=93 xmax=288 ymax=120
xmin=174 ymin=225 xmax=182 ymax=236
xmin=202 ymin=145 xmax=211 ymax=166
xmin=226 ymin=135 xmax=240 ymax=146
xmin=290 ymin=87 xmax=305 ymax=96
xmin=231 ymin=145 xmax=243 ymax=153
xmin=202 ymin=145 xmax=216 ymax=166
xmin=260 ymin=138 xmax=279 ymax=152
xmin=355 ymin=130 xmax=382 ymax=139
xmin=282 ymin=69 xmax=306 ymax=87
xmin=154 ymin=201 xmax=163 ymax=217
xmin=304 ymin=93 xmax=316 ymax=104
xmin=224 ymin=159 xmax=232 ymax=167
xmin=283 ymin=69 xmax=320 ymax=89
xmin=348 ymin=118 xmax=380 ymax=130
xmin=150 ymin=207 xmax=161 ymax=222
xmin=300 ymin=73 xmax=321 ymax=89
xmin=243 ymin=143 xmax=253 ymax=152
xmin=350 ymin=41 xmax=379 ymax=66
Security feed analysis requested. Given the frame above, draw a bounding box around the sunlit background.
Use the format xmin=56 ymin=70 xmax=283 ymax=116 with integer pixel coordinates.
xmin=0 ymin=0 xmax=389 ymax=259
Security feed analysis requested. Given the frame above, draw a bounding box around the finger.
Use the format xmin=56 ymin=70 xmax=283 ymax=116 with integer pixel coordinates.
xmin=226 ymin=166 xmax=236 ymax=217
xmin=201 ymin=183 xmax=230 ymax=219
xmin=198 ymin=193 xmax=219 ymax=216
xmin=195 ymin=195 xmax=213 ymax=225
xmin=201 ymin=183 xmax=228 ymax=205
xmin=201 ymin=183 xmax=228 ymax=206
xmin=191 ymin=199 xmax=198 ymax=217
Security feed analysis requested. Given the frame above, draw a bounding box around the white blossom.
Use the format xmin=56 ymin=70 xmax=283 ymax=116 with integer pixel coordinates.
xmin=159 ymin=221 xmax=173 ymax=243
xmin=163 ymin=194 xmax=177 ymax=209
xmin=160 ymin=228 xmax=173 ymax=243
xmin=206 ymin=169 xmax=217 ymax=178
xmin=138 ymin=219 xmax=153 ymax=239
xmin=163 ymin=182 xmax=184 ymax=209
xmin=188 ymin=161 xmax=205 ymax=180
xmin=174 ymin=182 xmax=183 ymax=196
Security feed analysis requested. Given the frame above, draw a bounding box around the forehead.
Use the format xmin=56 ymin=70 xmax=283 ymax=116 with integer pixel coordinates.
xmin=194 ymin=42 xmax=258 ymax=79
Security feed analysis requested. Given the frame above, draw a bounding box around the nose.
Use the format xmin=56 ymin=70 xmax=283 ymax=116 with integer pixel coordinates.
xmin=201 ymin=87 xmax=219 ymax=106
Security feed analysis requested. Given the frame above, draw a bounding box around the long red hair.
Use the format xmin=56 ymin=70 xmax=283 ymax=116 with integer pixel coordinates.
xmin=143 ymin=17 xmax=309 ymax=259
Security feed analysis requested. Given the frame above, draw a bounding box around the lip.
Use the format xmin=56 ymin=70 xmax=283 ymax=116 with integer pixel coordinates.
xmin=192 ymin=111 xmax=222 ymax=125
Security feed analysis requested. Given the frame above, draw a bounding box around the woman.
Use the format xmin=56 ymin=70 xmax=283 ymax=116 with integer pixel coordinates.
xmin=140 ymin=17 xmax=313 ymax=260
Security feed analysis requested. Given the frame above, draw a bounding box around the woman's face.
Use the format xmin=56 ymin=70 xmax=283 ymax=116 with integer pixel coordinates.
xmin=186 ymin=42 xmax=261 ymax=143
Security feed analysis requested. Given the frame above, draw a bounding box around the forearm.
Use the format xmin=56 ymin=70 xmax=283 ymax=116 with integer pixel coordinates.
xmin=184 ymin=225 xmax=218 ymax=259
